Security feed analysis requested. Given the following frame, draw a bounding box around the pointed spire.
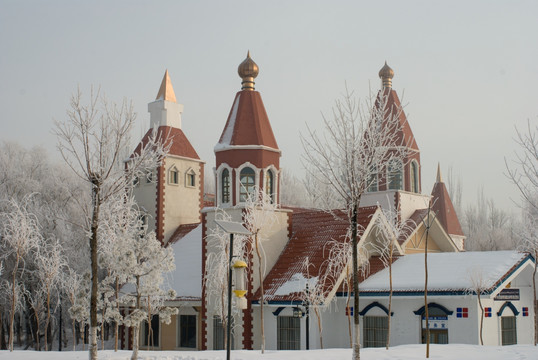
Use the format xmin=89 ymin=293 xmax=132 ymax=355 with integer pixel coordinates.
xmin=156 ymin=69 xmax=177 ymax=102
xmin=379 ymin=61 xmax=395 ymax=89
xmin=436 ymin=163 xmax=443 ymax=183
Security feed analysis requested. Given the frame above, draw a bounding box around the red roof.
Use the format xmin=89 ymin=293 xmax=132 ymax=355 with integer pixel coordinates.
xmin=431 ymin=181 xmax=464 ymax=236
xmin=133 ymin=126 xmax=200 ymax=160
xmin=375 ymin=88 xmax=419 ymax=151
xmin=217 ymin=91 xmax=279 ymax=150
xmin=257 ymin=206 xmax=378 ymax=302
xmin=167 ymin=222 xmax=201 ymax=246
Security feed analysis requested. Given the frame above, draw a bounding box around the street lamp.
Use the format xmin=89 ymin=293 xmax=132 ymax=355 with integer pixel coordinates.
xmin=214 ymin=220 xmax=252 ymax=360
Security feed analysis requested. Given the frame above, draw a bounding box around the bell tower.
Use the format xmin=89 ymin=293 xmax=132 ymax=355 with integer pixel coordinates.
xmin=214 ymin=52 xmax=281 ymax=206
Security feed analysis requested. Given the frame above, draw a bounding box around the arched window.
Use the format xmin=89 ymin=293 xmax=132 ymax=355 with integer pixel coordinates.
xmin=239 ymin=167 xmax=255 ymax=202
xmin=410 ymin=160 xmax=419 ymax=193
xmin=265 ymin=170 xmax=274 ymax=203
xmin=221 ymin=169 xmax=230 ymax=204
xmin=387 ymin=159 xmax=403 ymax=190
xmin=169 ymin=166 xmax=179 ymax=185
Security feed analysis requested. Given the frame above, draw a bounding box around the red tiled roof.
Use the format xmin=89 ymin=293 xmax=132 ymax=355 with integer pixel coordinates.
xmin=375 ymin=88 xmax=419 ymax=151
xmin=133 ymin=126 xmax=200 ymax=160
xmin=167 ymin=222 xmax=201 ymax=246
xmin=217 ymin=91 xmax=279 ymax=150
xmin=431 ymin=181 xmax=464 ymax=236
xmin=257 ymin=206 xmax=378 ymax=302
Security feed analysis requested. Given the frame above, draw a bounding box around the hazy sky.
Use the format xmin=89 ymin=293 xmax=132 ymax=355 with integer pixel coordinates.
xmin=1 ymin=1 xmax=537 ymax=213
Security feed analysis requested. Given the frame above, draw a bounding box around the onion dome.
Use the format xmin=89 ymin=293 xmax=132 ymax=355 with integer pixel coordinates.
xmin=238 ymin=51 xmax=259 ymax=90
xmin=379 ymin=61 xmax=394 ymax=88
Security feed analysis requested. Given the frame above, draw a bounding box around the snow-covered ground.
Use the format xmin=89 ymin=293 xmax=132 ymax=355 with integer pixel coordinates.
xmin=2 ymin=345 xmax=538 ymax=360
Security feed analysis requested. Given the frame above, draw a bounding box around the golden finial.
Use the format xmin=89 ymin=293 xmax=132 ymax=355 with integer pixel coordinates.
xmin=238 ymin=50 xmax=259 ymax=91
xmin=379 ymin=61 xmax=394 ymax=89
xmin=156 ymin=69 xmax=177 ymax=102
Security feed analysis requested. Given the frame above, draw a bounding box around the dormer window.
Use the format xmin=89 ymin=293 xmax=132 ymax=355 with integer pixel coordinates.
xmin=221 ymin=168 xmax=230 ymax=204
xmin=387 ymin=159 xmax=403 ymax=190
xmin=169 ymin=166 xmax=179 ymax=185
xmin=186 ymin=168 xmax=196 ymax=188
xmin=239 ymin=167 xmax=255 ymax=202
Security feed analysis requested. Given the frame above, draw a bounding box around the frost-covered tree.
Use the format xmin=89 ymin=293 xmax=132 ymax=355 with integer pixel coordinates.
xmin=203 ymin=209 xmax=248 ymax=349
xmin=55 ymin=87 xmax=168 ymax=360
xmin=0 ymin=196 xmax=41 ymax=351
xmin=301 ymin=85 xmax=410 ymax=360
xmin=468 ymin=268 xmax=488 ymax=345
xmin=243 ymin=187 xmax=279 ymax=353
xmin=505 ymin=119 xmax=538 ymax=212
xmin=279 ymin=168 xmax=312 ymax=207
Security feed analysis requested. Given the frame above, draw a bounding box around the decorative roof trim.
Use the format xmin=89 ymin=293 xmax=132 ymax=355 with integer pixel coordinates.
xmin=214 ymin=144 xmax=282 ymax=154
xmin=359 ymin=301 xmax=394 ymax=316
xmin=497 ymin=301 xmax=520 ymax=317
xmin=413 ymin=303 xmax=454 ymax=316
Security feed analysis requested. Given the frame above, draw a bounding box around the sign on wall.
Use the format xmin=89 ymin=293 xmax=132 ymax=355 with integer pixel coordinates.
xmin=494 ymin=288 xmax=520 ymax=301
xmin=422 ymin=316 xmax=448 ymax=329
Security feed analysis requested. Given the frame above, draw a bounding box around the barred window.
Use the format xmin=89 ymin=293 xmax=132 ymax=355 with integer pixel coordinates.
xmin=265 ymin=170 xmax=274 ymax=203
xmin=213 ymin=316 xmax=234 ymax=350
xmin=277 ymin=316 xmax=300 ymax=350
xmin=239 ymin=167 xmax=255 ymax=202
xmin=221 ymin=169 xmax=230 ymax=204
xmin=363 ymin=316 xmax=388 ymax=348
xmin=501 ymin=316 xmax=517 ymax=345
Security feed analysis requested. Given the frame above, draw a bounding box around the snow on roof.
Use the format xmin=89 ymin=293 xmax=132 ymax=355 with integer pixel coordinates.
xmin=273 ymin=273 xmax=319 ymax=297
xmin=166 ymin=223 xmax=202 ymax=299
xmin=360 ymin=251 xmax=530 ymax=293
xmin=216 ymin=93 xmax=240 ymax=148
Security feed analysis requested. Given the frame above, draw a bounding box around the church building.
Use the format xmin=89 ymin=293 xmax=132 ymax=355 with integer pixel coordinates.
xmin=125 ymin=54 xmax=534 ymax=351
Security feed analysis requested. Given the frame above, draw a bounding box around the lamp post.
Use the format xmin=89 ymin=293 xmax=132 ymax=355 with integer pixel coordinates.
xmin=214 ymin=220 xmax=252 ymax=360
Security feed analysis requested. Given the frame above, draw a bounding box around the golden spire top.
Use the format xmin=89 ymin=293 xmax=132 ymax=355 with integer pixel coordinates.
xmin=436 ymin=162 xmax=443 ymax=183
xmin=379 ymin=61 xmax=394 ymax=89
xmin=238 ymin=50 xmax=259 ymax=91
xmin=156 ymin=69 xmax=177 ymax=102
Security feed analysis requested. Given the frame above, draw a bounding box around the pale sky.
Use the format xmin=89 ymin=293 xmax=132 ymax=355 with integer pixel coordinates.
xmin=1 ymin=1 xmax=537 ymax=213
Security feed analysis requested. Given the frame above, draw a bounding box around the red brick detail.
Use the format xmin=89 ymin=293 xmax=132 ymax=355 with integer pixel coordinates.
xmin=156 ymin=162 xmax=165 ymax=244
xmin=242 ymin=208 xmax=254 ymax=349
xmin=216 ymin=148 xmax=280 ymax=172
xmin=199 ymin=162 xmax=204 ymax=220
xmin=200 ymin=212 xmax=208 ymax=350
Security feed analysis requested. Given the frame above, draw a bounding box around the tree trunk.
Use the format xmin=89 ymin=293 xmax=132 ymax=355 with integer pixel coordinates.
xmin=72 ymin=320 xmax=76 ymax=351
xmin=534 ymin=250 xmax=537 ymax=346
xmin=478 ymin=293 xmax=484 ymax=345
xmin=386 ymin=244 xmax=393 ymax=350
xmin=130 ymin=326 xmax=139 ymax=360
xmin=314 ymin=307 xmax=323 ymax=349
xmin=89 ymin=182 xmax=100 ymax=360
xmin=115 ymin=277 xmax=119 ymax=352
xmin=424 ymin=209 xmax=431 ymax=359
xmin=9 ymin=253 xmax=21 ymax=352
xmin=346 ymin=271 xmax=352 ymax=348
xmin=352 ymin=204 xmax=360 ymax=360
xmin=255 ymin=233 xmax=265 ymax=353
xmin=44 ymin=288 xmax=50 ymax=351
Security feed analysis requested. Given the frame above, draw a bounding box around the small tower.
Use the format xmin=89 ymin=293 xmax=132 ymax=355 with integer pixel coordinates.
xmin=132 ymin=70 xmax=205 ymax=244
xmin=214 ymin=52 xmax=281 ymax=206
xmin=431 ymin=164 xmax=466 ymax=250
xmin=360 ymin=63 xmax=428 ymax=220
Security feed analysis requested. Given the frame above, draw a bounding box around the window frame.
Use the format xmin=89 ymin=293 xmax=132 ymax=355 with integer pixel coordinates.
xmin=169 ymin=166 xmax=179 ymax=185
xmin=363 ymin=316 xmax=388 ymax=348
xmin=185 ymin=168 xmax=196 ymax=188
xmin=277 ymin=316 xmax=300 ymax=350
xmin=410 ymin=160 xmax=419 ymax=193
xmin=238 ymin=166 xmax=256 ymax=203
xmin=140 ymin=314 xmax=160 ymax=349
xmin=177 ymin=314 xmax=197 ymax=349
xmin=387 ymin=159 xmax=403 ymax=190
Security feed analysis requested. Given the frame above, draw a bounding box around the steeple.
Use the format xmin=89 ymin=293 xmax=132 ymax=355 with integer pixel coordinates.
xmin=156 ymin=69 xmax=177 ymax=102
xmin=148 ymin=70 xmax=184 ymax=129
xmin=431 ymin=164 xmax=465 ymax=249
xmin=215 ymin=52 xmax=281 ymax=206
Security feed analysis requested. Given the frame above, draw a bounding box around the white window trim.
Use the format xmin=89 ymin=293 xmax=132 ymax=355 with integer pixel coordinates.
xmin=410 ymin=159 xmax=419 ymax=193
xmin=236 ymin=162 xmax=260 ymax=204
xmin=263 ymin=165 xmax=279 ymax=203
xmin=216 ymin=163 xmax=233 ymax=207
xmin=185 ymin=167 xmax=196 ymax=188
xmin=168 ymin=165 xmax=180 ymax=186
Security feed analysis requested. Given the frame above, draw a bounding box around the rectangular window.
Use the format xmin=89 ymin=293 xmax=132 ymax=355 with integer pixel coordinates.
xmin=522 ymin=307 xmax=529 ymax=317
xmin=363 ymin=316 xmax=388 ymax=348
xmin=169 ymin=169 xmax=179 ymax=184
xmin=141 ymin=315 xmax=160 ymax=348
xmin=485 ymin=307 xmax=492 ymax=317
xmin=213 ymin=316 xmax=233 ymax=350
xmin=277 ymin=316 xmax=300 ymax=350
xmin=501 ymin=316 xmax=517 ymax=345
xmin=178 ymin=315 xmax=197 ymax=348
